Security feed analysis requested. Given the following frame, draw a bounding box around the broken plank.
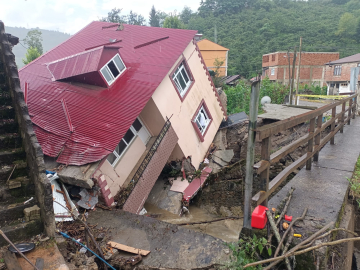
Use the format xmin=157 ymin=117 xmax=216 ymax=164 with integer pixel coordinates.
xmin=3 ymin=250 xmax=22 ymax=270
xmin=108 ymin=241 xmax=150 ymax=256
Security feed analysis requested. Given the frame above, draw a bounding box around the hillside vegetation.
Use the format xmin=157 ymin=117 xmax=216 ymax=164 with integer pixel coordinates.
xmin=5 ymin=26 xmax=70 ymax=68
xmin=184 ymin=0 xmax=360 ymax=78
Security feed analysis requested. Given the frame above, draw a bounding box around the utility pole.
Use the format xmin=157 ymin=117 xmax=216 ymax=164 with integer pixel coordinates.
xmin=243 ymin=80 xmax=260 ymax=230
xmin=290 ymin=46 xmax=297 ymax=105
xmin=214 ymin=23 xmax=218 ymax=44
xmin=295 ymin=37 xmax=302 ymax=105
xmin=287 ymin=49 xmax=291 ymax=98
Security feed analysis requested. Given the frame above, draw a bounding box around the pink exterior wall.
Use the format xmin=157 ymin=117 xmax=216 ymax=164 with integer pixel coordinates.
xmin=151 ymin=40 xmax=225 ymax=167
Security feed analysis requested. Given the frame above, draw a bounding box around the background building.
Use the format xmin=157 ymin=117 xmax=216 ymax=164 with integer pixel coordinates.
xmin=262 ymin=51 xmax=339 ymax=86
xmin=324 ymin=53 xmax=360 ymax=95
xmin=197 ymin=39 xmax=229 ymax=76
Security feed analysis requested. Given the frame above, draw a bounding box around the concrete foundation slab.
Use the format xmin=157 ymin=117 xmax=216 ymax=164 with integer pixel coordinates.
xmin=87 ymin=209 xmax=229 ymax=269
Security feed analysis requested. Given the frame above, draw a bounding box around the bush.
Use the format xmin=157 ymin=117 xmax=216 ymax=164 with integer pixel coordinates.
xmin=224 ymin=77 xmax=289 ymax=115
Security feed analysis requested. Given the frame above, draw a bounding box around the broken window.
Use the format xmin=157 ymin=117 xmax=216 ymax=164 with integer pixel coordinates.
xmin=172 ymin=61 xmax=193 ymax=98
xmin=100 ymin=54 xmax=126 ymax=85
xmin=191 ymin=100 xmax=212 ymax=142
xmin=333 ymin=65 xmax=342 ymax=76
xmin=107 ymin=118 xmax=144 ymax=166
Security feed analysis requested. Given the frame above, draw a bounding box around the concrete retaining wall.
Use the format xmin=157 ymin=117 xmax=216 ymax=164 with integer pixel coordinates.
xmin=0 ymin=20 xmax=55 ymax=236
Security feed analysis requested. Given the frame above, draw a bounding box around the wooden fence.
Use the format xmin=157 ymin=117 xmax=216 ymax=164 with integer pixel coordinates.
xmin=253 ymin=94 xmax=358 ymax=206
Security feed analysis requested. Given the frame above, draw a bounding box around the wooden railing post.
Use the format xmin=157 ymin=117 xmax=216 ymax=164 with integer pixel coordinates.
xmin=306 ymin=117 xmax=315 ymax=170
xmin=352 ymin=97 xmax=356 ymax=119
xmin=330 ymin=107 xmax=336 ymax=145
xmin=341 ymin=102 xmax=345 ymax=133
xmin=348 ymin=98 xmax=353 ymax=125
xmin=260 ymin=137 xmax=271 ymax=207
xmin=314 ymin=113 xmax=323 ymax=161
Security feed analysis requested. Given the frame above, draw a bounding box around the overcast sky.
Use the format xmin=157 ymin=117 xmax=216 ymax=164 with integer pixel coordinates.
xmin=1 ymin=0 xmax=200 ymax=34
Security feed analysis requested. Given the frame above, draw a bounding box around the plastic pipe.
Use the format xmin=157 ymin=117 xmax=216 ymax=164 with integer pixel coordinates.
xmin=57 ymin=230 xmax=116 ymax=270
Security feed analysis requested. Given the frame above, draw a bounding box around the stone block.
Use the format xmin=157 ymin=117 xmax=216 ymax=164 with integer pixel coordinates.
xmin=24 ymin=205 xmax=41 ymax=222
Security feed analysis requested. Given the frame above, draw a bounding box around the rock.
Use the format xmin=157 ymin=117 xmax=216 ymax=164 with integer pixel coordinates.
xmin=23 ymin=205 xmax=41 ymax=222
xmin=56 ymin=265 xmax=70 ymax=270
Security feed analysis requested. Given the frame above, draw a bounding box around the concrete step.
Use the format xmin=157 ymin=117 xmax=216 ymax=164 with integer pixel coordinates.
xmin=0 ymin=219 xmax=43 ymax=247
xmin=0 ymin=161 xmax=28 ymax=180
xmin=0 ymin=119 xmax=18 ymax=134
xmin=0 ymin=90 xmax=12 ymax=106
xmin=0 ymin=199 xmax=37 ymax=227
xmin=0 ymin=133 xmax=22 ymax=149
xmin=0 ymin=149 xmax=26 ymax=165
xmin=0 ymin=105 xmax=15 ymax=119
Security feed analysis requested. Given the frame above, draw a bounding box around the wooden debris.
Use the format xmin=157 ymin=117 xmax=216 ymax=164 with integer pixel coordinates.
xmin=177 ymin=216 xmax=243 ymax=226
xmin=108 ymin=241 xmax=150 ymax=256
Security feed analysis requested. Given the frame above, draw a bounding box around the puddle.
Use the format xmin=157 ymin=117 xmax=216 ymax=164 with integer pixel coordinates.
xmin=144 ymin=202 xmax=242 ymax=242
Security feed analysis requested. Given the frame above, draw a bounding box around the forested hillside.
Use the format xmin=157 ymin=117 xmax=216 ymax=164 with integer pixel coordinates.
xmin=5 ymin=26 xmax=70 ymax=68
xmin=184 ymin=0 xmax=360 ymax=78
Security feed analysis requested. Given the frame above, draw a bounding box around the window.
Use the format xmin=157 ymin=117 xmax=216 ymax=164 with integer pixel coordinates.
xmin=100 ymin=54 xmax=126 ymax=85
xmin=271 ymin=68 xmax=275 ymax=76
xmin=340 ymin=83 xmax=348 ymax=87
xmin=171 ymin=61 xmax=193 ymax=98
xmin=191 ymin=100 xmax=212 ymax=142
xmin=334 ymin=65 xmax=342 ymax=76
xmin=107 ymin=118 xmax=143 ymax=166
xmin=358 ymin=63 xmax=360 ymax=67
xmin=271 ymin=54 xmax=276 ymax=61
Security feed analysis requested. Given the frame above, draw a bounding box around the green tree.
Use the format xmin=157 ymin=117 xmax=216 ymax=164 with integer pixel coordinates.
xmin=23 ymin=29 xmax=43 ymax=55
xmin=211 ymin=58 xmax=225 ymax=87
xmin=22 ymin=47 xmax=41 ymax=65
xmin=163 ymin=13 xmax=185 ymax=29
xmin=100 ymin=8 xmax=125 ymax=23
xmin=157 ymin=11 xmax=168 ymax=27
xmin=180 ymin=6 xmax=193 ymax=25
xmin=336 ymin=12 xmax=358 ymax=37
xmin=149 ymin=5 xmax=160 ymax=27
xmin=125 ymin=11 xmax=146 ymax=25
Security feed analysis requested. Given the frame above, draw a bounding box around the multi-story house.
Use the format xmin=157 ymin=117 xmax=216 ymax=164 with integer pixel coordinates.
xmin=18 ymin=22 xmax=226 ymax=214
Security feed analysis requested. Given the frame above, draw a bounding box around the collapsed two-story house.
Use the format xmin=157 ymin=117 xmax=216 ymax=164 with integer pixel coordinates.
xmin=18 ymin=22 xmax=226 ymax=214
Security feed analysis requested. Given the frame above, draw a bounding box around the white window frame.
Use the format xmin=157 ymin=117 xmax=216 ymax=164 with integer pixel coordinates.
xmin=271 ymin=68 xmax=275 ymax=76
xmin=334 ymin=65 xmax=342 ymax=76
xmin=172 ymin=62 xmax=192 ymax=97
xmin=100 ymin=54 xmax=126 ymax=86
xmin=194 ymin=106 xmax=211 ymax=135
xmin=107 ymin=118 xmax=145 ymax=167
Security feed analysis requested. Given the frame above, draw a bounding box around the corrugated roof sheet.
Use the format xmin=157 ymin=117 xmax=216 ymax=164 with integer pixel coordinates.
xmin=47 ymin=46 xmax=104 ymax=81
xmin=19 ymin=22 xmax=197 ymax=165
xmin=328 ymin=53 xmax=360 ymax=65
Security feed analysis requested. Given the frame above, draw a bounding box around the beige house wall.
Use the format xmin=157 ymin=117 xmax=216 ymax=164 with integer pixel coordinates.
xmin=94 ymin=135 xmax=146 ymax=195
xmin=151 ymin=40 xmax=225 ymax=167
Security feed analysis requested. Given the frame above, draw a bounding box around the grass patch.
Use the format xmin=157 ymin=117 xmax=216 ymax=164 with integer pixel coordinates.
xmin=348 ymin=155 xmax=360 ymax=206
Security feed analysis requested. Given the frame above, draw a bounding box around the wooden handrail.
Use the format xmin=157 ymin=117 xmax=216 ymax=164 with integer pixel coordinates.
xmin=253 ymin=94 xmax=358 ymax=206
xmin=255 ymin=94 xmax=356 ymax=140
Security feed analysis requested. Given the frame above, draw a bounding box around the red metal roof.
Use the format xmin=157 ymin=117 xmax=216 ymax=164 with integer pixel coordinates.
xmin=19 ymin=21 xmax=197 ymax=165
xmin=47 ymin=46 xmax=104 ymax=81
